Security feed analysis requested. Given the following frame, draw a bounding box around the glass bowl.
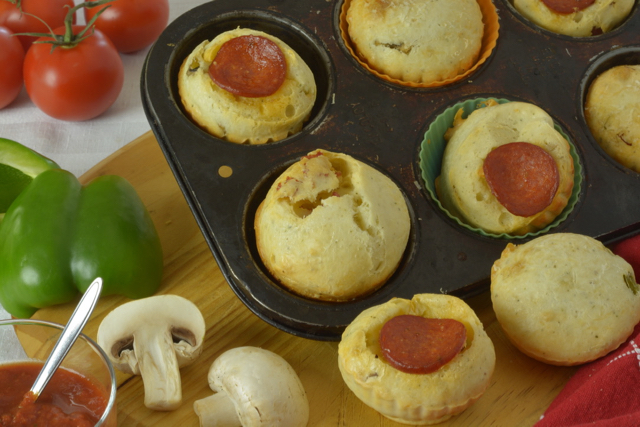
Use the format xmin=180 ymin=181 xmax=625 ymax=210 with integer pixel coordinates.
xmin=0 ymin=318 xmax=117 ymax=426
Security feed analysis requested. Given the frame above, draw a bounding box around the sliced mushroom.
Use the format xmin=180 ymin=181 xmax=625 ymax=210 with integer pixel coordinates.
xmin=97 ymin=294 xmax=205 ymax=411
xmin=194 ymin=346 xmax=309 ymax=427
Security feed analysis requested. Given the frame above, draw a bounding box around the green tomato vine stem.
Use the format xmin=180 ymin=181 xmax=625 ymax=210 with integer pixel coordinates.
xmin=13 ymin=0 xmax=114 ymax=51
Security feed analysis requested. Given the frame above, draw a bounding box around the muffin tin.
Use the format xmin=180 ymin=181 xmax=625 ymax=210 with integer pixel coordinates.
xmin=141 ymin=0 xmax=640 ymax=340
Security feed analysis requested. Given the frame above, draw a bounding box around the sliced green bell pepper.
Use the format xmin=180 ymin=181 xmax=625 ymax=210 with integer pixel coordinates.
xmin=0 ymin=137 xmax=59 ymax=220
xmin=0 ymin=168 xmax=163 ymax=318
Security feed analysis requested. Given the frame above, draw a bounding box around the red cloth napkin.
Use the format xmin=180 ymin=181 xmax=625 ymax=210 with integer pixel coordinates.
xmin=534 ymin=235 xmax=640 ymax=427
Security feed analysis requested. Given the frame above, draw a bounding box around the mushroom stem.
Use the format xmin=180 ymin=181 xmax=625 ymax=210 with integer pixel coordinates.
xmin=135 ymin=330 xmax=182 ymax=411
xmin=194 ymin=393 xmax=241 ymax=427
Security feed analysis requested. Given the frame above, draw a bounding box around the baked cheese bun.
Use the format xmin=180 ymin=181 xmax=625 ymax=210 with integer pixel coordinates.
xmin=437 ymin=101 xmax=574 ymax=236
xmin=513 ymin=0 xmax=634 ymax=37
xmin=491 ymin=233 xmax=640 ymax=365
xmin=338 ymin=294 xmax=495 ymax=424
xmin=346 ymin=0 xmax=484 ymax=84
xmin=254 ymin=149 xmax=410 ymax=301
xmin=585 ymin=64 xmax=640 ymax=172
xmin=178 ymin=28 xmax=317 ymax=144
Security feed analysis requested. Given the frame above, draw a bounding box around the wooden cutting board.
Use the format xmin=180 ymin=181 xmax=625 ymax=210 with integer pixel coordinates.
xmin=32 ymin=131 xmax=578 ymax=426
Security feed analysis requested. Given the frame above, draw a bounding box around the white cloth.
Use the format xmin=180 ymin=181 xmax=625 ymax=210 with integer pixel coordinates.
xmin=0 ymin=0 xmax=208 ymax=339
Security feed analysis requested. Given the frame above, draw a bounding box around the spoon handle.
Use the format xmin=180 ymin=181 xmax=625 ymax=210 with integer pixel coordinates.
xmin=29 ymin=277 xmax=103 ymax=398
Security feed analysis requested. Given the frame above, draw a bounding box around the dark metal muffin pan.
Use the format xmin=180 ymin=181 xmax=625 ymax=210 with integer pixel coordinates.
xmin=141 ymin=0 xmax=640 ymax=340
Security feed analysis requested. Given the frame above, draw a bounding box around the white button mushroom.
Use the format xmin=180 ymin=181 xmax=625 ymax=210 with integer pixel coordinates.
xmin=194 ymin=346 xmax=309 ymax=427
xmin=97 ymin=294 xmax=206 ymax=411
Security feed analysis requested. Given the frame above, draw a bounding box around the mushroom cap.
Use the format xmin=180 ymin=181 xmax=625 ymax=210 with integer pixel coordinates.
xmin=208 ymin=346 xmax=309 ymax=427
xmin=97 ymin=294 xmax=205 ymax=372
xmin=97 ymin=294 xmax=206 ymax=411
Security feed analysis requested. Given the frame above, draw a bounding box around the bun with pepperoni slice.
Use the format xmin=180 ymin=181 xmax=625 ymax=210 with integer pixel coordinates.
xmin=436 ymin=100 xmax=575 ymax=236
xmin=513 ymin=0 xmax=634 ymax=37
xmin=178 ymin=28 xmax=317 ymax=144
xmin=338 ymin=293 xmax=495 ymax=425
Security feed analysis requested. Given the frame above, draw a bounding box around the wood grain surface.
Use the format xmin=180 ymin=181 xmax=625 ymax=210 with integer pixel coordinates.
xmin=32 ymin=131 xmax=578 ymax=426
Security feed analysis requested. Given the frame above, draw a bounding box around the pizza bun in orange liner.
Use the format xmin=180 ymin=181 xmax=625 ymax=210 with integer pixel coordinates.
xmin=339 ymin=0 xmax=499 ymax=88
xmin=338 ymin=293 xmax=495 ymax=425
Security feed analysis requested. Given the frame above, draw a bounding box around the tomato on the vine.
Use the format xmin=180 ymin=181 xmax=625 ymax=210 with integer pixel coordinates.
xmin=0 ymin=0 xmax=74 ymax=51
xmin=24 ymin=23 xmax=124 ymax=121
xmin=0 ymin=25 xmax=24 ymax=109
xmin=83 ymin=0 xmax=169 ymax=53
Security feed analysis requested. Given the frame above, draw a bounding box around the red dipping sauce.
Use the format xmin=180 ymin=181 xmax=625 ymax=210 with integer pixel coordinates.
xmin=0 ymin=362 xmax=108 ymax=427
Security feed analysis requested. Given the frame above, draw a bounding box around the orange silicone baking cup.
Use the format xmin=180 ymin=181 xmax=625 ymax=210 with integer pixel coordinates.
xmin=339 ymin=0 xmax=500 ymax=88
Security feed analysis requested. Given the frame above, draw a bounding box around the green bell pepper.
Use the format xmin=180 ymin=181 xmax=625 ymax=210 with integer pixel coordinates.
xmin=0 ymin=168 xmax=164 ymax=318
xmin=0 ymin=137 xmax=59 ymax=220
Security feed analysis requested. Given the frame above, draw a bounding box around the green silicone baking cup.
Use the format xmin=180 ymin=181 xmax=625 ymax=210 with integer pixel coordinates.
xmin=419 ymin=97 xmax=583 ymax=239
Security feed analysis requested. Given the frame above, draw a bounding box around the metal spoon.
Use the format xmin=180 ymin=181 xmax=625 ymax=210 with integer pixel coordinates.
xmin=29 ymin=277 xmax=103 ymax=400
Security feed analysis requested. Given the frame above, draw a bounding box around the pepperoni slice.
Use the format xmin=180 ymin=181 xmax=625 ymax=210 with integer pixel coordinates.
xmin=541 ymin=0 xmax=596 ymax=14
xmin=208 ymin=35 xmax=286 ymax=98
xmin=483 ymin=142 xmax=560 ymax=217
xmin=379 ymin=315 xmax=467 ymax=374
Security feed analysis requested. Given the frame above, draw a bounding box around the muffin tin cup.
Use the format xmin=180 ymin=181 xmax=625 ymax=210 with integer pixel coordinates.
xmin=579 ymin=46 xmax=640 ymax=175
xmin=142 ymin=0 xmax=640 ymax=340
xmin=420 ymin=97 xmax=583 ymax=239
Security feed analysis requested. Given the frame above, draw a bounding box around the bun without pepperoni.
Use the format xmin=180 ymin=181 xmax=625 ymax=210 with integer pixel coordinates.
xmin=585 ymin=64 xmax=640 ymax=173
xmin=491 ymin=233 xmax=640 ymax=365
xmin=345 ymin=0 xmax=484 ymax=85
xmin=254 ymin=149 xmax=410 ymax=301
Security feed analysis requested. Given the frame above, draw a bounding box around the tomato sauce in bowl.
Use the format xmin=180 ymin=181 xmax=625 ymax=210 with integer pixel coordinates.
xmin=0 ymin=362 xmax=108 ymax=427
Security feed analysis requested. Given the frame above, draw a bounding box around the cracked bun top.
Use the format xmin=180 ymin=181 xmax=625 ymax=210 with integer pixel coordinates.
xmin=254 ymin=149 xmax=411 ymax=301
xmin=345 ymin=0 xmax=484 ymax=85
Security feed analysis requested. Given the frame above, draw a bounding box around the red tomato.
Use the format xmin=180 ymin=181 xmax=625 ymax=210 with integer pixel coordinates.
xmin=0 ymin=0 xmax=74 ymax=51
xmin=0 ymin=25 xmax=24 ymax=109
xmin=84 ymin=0 xmax=169 ymax=53
xmin=24 ymin=25 xmax=124 ymax=121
